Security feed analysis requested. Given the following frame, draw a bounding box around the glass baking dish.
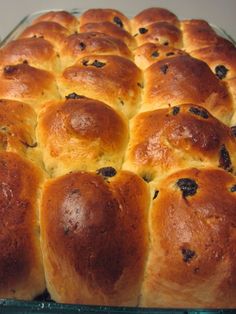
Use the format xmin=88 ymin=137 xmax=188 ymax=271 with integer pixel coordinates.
xmin=0 ymin=8 xmax=235 ymax=314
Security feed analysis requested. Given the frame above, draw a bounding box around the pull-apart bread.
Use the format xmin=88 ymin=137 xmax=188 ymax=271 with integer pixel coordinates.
xmin=0 ymin=7 xmax=236 ymax=308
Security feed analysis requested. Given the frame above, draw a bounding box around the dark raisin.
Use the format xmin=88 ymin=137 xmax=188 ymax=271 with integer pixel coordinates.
xmin=119 ymin=98 xmax=124 ymax=105
xmin=153 ymin=190 xmax=159 ymax=199
xmin=151 ymin=51 xmax=159 ymax=58
xmin=172 ymin=106 xmax=180 ymax=115
xmin=164 ymin=41 xmax=169 ymax=46
xmin=219 ymin=144 xmax=232 ymax=172
xmin=189 ymin=107 xmax=209 ymax=119
xmin=166 ymin=52 xmax=175 ymax=56
xmin=113 ymin=16 xmax=123 ymax=28
xmin=96 ymin=167 xmax=117 ymax=178
xmin=230 ymin=185 xmax=236 ymax=192
xmin=215 ymin=65 xmax=229 ymax=80
xmin=137 ymin=82 xmax=144 ymax=88
xmin=231 ymin=126 xmax=236 ymax=137
xmin=82 ymin=60 xmax=88 ymax=66
xmin=181 ymin=248 xmax=196 ymax=263
xmin=20 ymin=141 xmax=37 ymax=148
xmin=91 ymin=60 xmax=106 ymax=68
xmin=65 ymin=93 xmax=85 ymax=99
xmin=139 ymin=27 xmax=148 ymax=34
xmin=160 ymin=64 xmax=168 ymax=74
xmin=4 ymin=65 xmax=17 ymax=75
xmin=142 ymin=174 xmax=153 ymax=183
xmin=34 ymin=290 xmax=54 ymax=302
xmin=79 ymin=42 xmax=86 ymax=51
xmin=176 ymin=178 xmax=198 ymax=197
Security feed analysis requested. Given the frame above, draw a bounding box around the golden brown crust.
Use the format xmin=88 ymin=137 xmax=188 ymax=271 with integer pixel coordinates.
xmin=141 ymin=168 xmax=236 ymax=308
xmin=58 ymin=55 xmax=142 ymax=118
xmin=0 ymin=152 xmax=45 ymax=299
xmin=41 ymin=170 xmax=149 ymax=305
xmin=131 ymin=7 xmax=179 ymax=34
xmin=0 ymin=63 xmax=60 ymax=111
xmin=0 ymin=37 xmax=60 ymax=72
xmin=123 ymin=104 xmax=236 ymax=179
xmin=134 ymin=42 xmax=187 ymax=70
xmin=80 ymin=8 xmax=131 ymax=32
xmin=134 ymin=22 xmax=182 ymax=48
xmin=37 ymin=97 xmax=129 ymax=176
xmin=0 ymin=99 xmax=37 ymax=156
xmin=59 ymin=32 xmax=132 ymax=69
xmin=33 ymin=10 xmax=79 ymax=32
xmin=143 ymin=55 xmax=233 ymax=124
xmin=80 ymin=22 xmax=136 ymax=49
xmin=18 ymin=21 xmax=70 ymax=48
xmin=191 ymin=44 xmax=236 ymax=80
xmin=181 ymin=19 xmax=234 ymax=52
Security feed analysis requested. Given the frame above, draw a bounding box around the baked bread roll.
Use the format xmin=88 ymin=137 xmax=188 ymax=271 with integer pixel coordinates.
xmin=191 ymin=44 xmax=236 ymax=80
xmin=80 ymin=9 xmax=131 ymax=32
xmin=18 ymin=21 xmax=70 ymax=49
xmin=0 ymin=63 xmax=60 ymax=111
xmin=59 ymin=32 xmax=132 ymax=69
xmin=131 ymin=7 xmax=179 ymax=34
xmin=134 ymin=22 xmax=182 ymax=48
xmin=141 ymin=167 xmax=236 ymax=308
xmin=80 ymin=22 xmax=136 ymax=49
xmin=123 ymin=104 xmax=236 ymax=179
xmin=0 ymin=37 xmax=60 ymax=72
xmin=0 ymin=6 xmax=235 ymax=308
xmin=0 ymin=152 xmax=45 ymax=300
xmin=32 ymin=10 xmax=79 ymax=32
xmin=181 ymin=19 xmax=234 ymax=52
xmin=37 ymin=97 xmax=128 ymax=176
xmin=40 ymin=170 xmax=149 ymax=305
xmin=143 ymin=55 xmax=233 ymax=124
xmin=58 ymin=55 xmax=142 ymax=118
xmin=134 ymin=42 xmax=187 ymax=70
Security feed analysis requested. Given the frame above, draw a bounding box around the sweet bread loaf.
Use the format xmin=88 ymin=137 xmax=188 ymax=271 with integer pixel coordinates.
xmin=0 ymin=6 xmax=236 ymax=308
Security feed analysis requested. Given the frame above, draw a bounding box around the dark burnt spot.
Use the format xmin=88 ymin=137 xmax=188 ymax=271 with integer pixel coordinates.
xmin=230 ymin=185 xmax=236 ymax=192
xmin=215 ymin=65 xmax=229 ymax=80
xmin=142 ymin=173 xmax=153 ymax=183
xmin=193 ymin=267 xmax=200 ymax=273
xmin=91 ymin=60 xmax=106 ymax=68
xmin=172 ymin=106 xmax=180 ymax=115
xmin=113 ymin=16 xmax=123 ymax=28
xmin=153 ymin=190 xmax=159 ymax=199
xmin=96 ymin=167 xmax=117 ymax=178
xmin=181 ymin=248 xmax=196 ymax=263
xmin=137 ymin=82 xmax=144 ymax=88
xmin=164 ymin=41 xmax=169 ymax=46
xmin=176 ymin=178 xmax=198 ymax=197
xmin=23 ymin=60 xmax=28 ymax=64
xmin=231 ymin=126 xmax=236 ymax=137
xmin=139 ymin=27 xmax=148 ymax=34
xmin=4 ymin=65 xmax=18 ymax=75
xmin=160 ymin=64 xmax=168 ymax=74
xmin=65 ymin=93 xmax=85 ymax=99
xmin=189 ymin=107 xmax=209 ymax=119
xmin=219 ymin=144 xmax=232 ymax=172
xmin=34 ymin=289 xmax=54 ymax=302
xmin=166 ymin=52 xmax=175 ymax=56
xmin=20 ymin=141 xmax=37 ymax=148
xmin=134 ymin=33 xmax=138 ymax=37
xmin=79 ymin=42 xmax=86 ymax=51
xmin=119 ymin=98 xmax=124 ymax=106
xmin=151 ymin=51 xmax=159 ymax=58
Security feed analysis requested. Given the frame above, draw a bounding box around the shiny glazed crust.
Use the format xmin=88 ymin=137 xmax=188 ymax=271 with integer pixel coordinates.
xmin=0 ymin=6 xmax=236 ymax=308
